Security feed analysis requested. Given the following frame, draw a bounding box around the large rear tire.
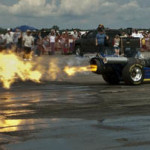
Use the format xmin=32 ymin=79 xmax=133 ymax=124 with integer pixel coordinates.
xmin=122 ymin=63 xmax=144 ymax=85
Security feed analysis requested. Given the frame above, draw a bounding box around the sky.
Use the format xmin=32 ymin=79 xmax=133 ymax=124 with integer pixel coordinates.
xmin=0 ymin=0 xmax=150 ymax=29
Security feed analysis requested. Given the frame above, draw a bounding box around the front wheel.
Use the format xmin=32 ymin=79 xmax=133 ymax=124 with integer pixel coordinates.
xmin=122 ymin=63 xmax=144 ymax=85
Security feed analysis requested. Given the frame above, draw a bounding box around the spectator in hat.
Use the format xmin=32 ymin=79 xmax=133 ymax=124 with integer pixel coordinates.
xmin=22 ymin=30 xmax=34 ymax=60
xmin=96 ymin=28 xmax=107 ymax=56
xmin=97 ymin=24 xmax=105 ymax=32
xmin=4 ymin=28 xmax=14 ymax=50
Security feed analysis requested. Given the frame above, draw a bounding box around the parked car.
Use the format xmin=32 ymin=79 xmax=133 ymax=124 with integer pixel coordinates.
xmin=73 ymin=29 xmax=121 ymax=56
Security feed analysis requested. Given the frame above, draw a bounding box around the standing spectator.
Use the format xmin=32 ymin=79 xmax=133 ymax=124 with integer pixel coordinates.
xmin=97 ymin=24 xmax=105 ymax=33
xmin=13 ymin=29 xmax=21 ymax=53
xmin=49 ymin=30 xmax=56 ymax=55
xmin=72 ymin=29 xmax=78 ymax=40
xmin=4 ymin=28 xmax=13 ymax=50
xmin=60 ymin=33 xmax=66 ymax=54
xmin=113 ymin=35 xmax=120 ymax=48
xmin=36 ymin=32 xmax=43 ymax=56
xmin=77 ymin=31 xmax=81 ymax=38
xmin=132 ymin=29 xmax=143 ymax=39
xmin=22 ymin=30 xmax=34 ymax=60
xmin=64 ymin=30 xmax=68 ymax=39
xmin=32 ymin=30 xmax=38 ymax=55
xmin=43 ymin=36 xmax=50 ymax=55
xmin=17 ymin=31 xmax=23 ymax=54
xmin=131 ymin=29 xmax=138 ymax=37
xmin=0 ymin=34 xmax=5 ymax=51
xmin=32 ymin=30 xmax=44 ymax=56
xmin=121 ymin=32 xmax=128 ymax=38
xmin=114 ymin=47 xmax=120 ymax=56
xmin=55 ymin=32 xmax=61 ymax=52
xmin=113 ymin=35 xmax=120 ymax=55
xmin=68 ymin=34 xmax=74 ymax=53
xmin=147 ymin=31 xmax=150 ymax=51
xmin=96 ymin=28 xmax=107 ymax=56
xmin=0 ymin=34 xmax=5 ymax=43
xmin=62 ymin=31 xmax=69 ymax=54
xmin=141 ymin=34 xmax=146 ymax=51
xmin=145 ymin=33 xmax=150 ymax=51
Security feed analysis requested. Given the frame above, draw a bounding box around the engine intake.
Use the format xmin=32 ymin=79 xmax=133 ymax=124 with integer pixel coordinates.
xmin=103 ymin=57 xmax=128 ymax=64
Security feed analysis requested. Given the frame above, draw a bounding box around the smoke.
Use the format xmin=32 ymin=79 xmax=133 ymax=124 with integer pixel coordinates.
xmin=36 ymin=56 xmax=91 ymax=81
xmin=0 ymin=51 xmax=93 ymax=89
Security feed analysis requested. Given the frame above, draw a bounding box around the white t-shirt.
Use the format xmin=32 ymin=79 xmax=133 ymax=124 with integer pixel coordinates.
xmin=4 ymin=33 xmax=13 ymax=44
xmin=73 ymin=32 xmax=78 ymax=39
xmin=49 ymin=35 xmax=55 ymax=43
xmin=69 ymin=39 xmax=74 ymax=44
xmin=13 ymin=32 xmax=21 ymax=43
xmin=23 ymin=35 xmax=34 ymax=47
xmin=132 ymin=32 xmax=143 ymax=39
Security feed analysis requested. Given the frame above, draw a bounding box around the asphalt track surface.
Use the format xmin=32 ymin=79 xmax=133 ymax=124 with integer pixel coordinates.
xmin=0 ymin=54 xmax=150 ymax=150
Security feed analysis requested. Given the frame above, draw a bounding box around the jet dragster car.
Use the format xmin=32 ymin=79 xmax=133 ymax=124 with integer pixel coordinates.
xmin=90 ymin=55 xmax=150 ymax=85
xmin=90 ymin=37 xmax=150 ymax=85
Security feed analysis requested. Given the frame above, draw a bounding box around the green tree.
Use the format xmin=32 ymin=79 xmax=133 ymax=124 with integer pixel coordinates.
xmin=51 ymin=25 xmax=59 ymax=31
xmin=0 ymin=27 xmax=6 ymax=34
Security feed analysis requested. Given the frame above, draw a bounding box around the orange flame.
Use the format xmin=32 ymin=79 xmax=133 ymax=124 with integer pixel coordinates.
xmin=64 ymin=65 xmax=97 ymax=76
xmin=48 ymin=58 xmax=61 ymax=80
xmin=0 ymin=51 xmax=98 ymax=89
xmin=0 ymin=52 xmax=42 ymax=89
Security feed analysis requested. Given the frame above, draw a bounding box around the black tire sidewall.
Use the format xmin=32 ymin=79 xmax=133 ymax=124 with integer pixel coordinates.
xmin=122 ymin=63 xmax=144 ymax=85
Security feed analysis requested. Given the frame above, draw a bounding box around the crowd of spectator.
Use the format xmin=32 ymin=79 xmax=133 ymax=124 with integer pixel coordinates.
xmin=95 ymin=24 xmax=150 ymax=57
xmin=1 ymin=26 xmax=150 ymax=60
xmin=120 ymin=29 xmax=150 ymax=51
xmin=0 ymin=28 xmax=82 ymax=60
xmin=112 ymin=29 xmax=150 ymax=56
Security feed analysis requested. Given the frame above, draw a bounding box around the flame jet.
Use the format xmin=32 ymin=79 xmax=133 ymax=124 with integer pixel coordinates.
xmin=0 ymin=52 xmax=42 ymax=89
xmin=0 ymin=52 xmax=97 ymax=89
xmin=63 ymin=65 xmax=97 ymax=76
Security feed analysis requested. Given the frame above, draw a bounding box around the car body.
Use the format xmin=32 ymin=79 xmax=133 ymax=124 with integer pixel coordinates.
xmin=90 ymin=37 xmax=150 ymax=85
